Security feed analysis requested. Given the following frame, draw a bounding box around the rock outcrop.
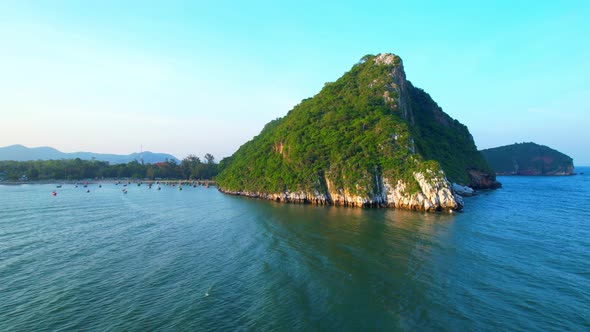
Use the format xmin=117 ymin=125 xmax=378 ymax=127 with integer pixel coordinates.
xmin=452 ymin=183 xmax=475 ymax=196
xmin=467 ymin=169 xmax=502 ymax=189
xmin=217 ymin=53 xmax=500 ymax=212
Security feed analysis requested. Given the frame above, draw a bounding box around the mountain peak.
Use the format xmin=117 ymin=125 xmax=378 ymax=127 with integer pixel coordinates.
xmin=373 ymin=53 xmax=402 ymax=66
xmin=4 ymin=144 xmax=27 ymax=149
xmin=217 ymin=53 xmax=499 ymax=212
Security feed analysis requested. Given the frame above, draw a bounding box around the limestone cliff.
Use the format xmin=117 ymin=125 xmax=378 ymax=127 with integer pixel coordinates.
xmin=217 ymin=53 xmax=500 ymax=212
xmin=219 ymin=168 xmax=462 ymax=212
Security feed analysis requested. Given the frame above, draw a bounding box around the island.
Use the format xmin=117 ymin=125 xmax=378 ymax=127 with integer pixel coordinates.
xmin=480 ymin=142 xmax=574 ymax=175
xmin=217 ymin=53 xmax=500 ymax=212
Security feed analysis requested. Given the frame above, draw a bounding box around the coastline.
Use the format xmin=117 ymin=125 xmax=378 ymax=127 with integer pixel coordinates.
xmin=0 ymin=179 xmax=217 ymax=186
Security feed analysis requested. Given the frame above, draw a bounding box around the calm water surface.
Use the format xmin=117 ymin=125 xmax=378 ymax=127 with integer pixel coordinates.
xmin=1 ymin=170 xmax=589 ymax=331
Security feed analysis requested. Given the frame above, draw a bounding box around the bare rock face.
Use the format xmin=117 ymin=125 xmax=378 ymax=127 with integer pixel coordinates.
xmin=414 ymin=170 xmax=462 ymax=210
xmin=452 ymin=183 xmax=475 ymax=196
xmin=220 ymin=169 xmax=463 ymax=212
xmin=381 ymin=171 xmax=462 ymax=212
xmin=374 ymin=53 xmax=398 ymax=65
xmin=378 ymin=55 xmax=415 ymax=123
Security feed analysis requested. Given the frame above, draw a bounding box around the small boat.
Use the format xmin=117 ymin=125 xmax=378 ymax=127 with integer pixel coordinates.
xmin=157 ymin=186 xmax=161 ymax=190
xmin=86 ymin=189 xmax=90 ymax=193
xmin=56 ymin=185 xmax=62 ymax=188
xmin=99 ymin=184 xmax=102 ymax=188
xmin=122 ymin=189 xmax=127 ymax=194
xmin=178 ymin=186 xmax=183 ymax=191
xmin=52 ymin=191 xmax=57 ymax=196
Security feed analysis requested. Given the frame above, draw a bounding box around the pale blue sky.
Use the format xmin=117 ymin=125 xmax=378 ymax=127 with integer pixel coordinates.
xmin=1 ymin=1 xmax=589 ymax=164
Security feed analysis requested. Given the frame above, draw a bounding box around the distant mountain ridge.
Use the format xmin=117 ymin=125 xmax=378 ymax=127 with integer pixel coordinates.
xmin=0 ymin=144 xmax=180 ymax=164
xmin=480 ymin=142 xmax=574 ymax=175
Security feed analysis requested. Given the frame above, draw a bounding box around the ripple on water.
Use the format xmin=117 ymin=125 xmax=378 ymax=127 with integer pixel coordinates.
xmin=0 ymin=180 xmax=589 ymax=331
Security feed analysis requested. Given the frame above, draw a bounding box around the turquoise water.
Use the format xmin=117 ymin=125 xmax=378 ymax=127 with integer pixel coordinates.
xmin=1 ymin=171 xmax=589 ymax=331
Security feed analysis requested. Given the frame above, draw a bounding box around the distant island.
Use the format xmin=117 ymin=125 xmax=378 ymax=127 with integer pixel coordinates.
xmin=480 ymin=142 xmax=574 ymax=176
xmin=0 ymin=144 xmax=180 ymax=164
xmin=217 ymin=53 xmax=500 ymax=212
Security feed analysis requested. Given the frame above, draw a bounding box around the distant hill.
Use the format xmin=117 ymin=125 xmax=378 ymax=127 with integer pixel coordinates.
xmin=0 ymin=144 xmax=180 ymax=164
xmin=480 ymin=142 xmax=574 ymax=175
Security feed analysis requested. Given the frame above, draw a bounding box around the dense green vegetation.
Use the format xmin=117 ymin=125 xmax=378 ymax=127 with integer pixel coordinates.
xmin=480 ymin=142 xmax=574 ymax=175
xmin=0 ymin=154 xmax=218 ymax=181
xmin=406 ymin=84 xmax=495 ymax=184
xmin=217 ymin=54 xmax=497 ymax=196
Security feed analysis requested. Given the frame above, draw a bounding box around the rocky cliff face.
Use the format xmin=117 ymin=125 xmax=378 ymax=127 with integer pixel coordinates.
xmin=467 ymin=169 xmax=503 ymax=189
xmin=217 ymin=53 xmax=499 ymax=212
xmin=220 ymin=168 xmax=462 ymax=212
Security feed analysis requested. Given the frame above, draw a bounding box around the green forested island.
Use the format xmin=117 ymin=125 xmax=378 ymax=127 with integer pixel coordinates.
xmin=480 ymin=142 xmax=574 ymax=175
xmin=0 ymin=154 xmax=218 ymax=181
xmin=217 ymin=53 xmax=500 ymax=212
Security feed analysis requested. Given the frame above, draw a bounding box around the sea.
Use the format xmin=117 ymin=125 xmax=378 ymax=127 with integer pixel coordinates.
xmin=1 ymin=168 xmax=589 ymax=331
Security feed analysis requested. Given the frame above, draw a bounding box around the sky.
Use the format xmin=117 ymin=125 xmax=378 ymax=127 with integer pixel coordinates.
xmin=1 ymin=1 xmax=589 ymax=164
